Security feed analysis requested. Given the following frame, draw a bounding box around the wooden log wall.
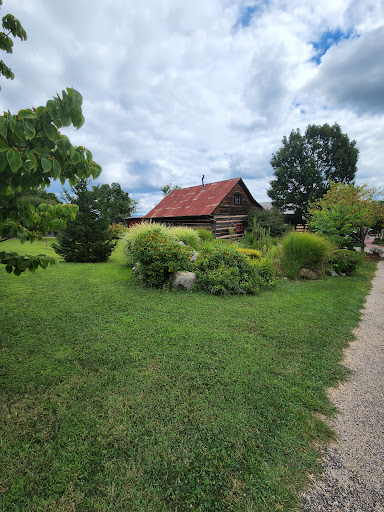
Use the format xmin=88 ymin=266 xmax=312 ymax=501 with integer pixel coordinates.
xmin=146 ymin=216 xmax=214 ymax=232
xmin=212 ymin=183 xmax=259 ymax=216
xmin=213 ymin=215 xmax=248 ymax=238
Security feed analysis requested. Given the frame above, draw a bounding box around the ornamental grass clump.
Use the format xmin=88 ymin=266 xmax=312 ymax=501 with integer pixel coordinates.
xmin=168 ymin=226 xmax=201 ymax=249
xmin=280 ymin=231 xmax=332 ymax=279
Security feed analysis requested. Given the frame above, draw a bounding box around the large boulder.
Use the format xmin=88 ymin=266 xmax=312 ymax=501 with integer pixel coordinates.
xmin=173 ymin=271 xmax=197 ymax=290
xmin=299 ymin=268 xmax=320 ymax=280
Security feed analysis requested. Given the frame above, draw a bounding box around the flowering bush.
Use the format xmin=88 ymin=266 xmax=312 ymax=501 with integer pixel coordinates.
xmin=109 ymin=222 xmax=128 ymax=239
xmin=124 ymin=226 xmax=193 ymax=288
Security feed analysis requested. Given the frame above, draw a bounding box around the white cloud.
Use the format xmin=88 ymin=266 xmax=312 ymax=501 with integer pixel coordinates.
xmin=1 ymin=0 xmax=384 ymax=215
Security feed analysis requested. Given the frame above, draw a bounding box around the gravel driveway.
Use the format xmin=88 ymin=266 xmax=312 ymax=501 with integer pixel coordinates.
xmin=299 ymin=260 xmax=384 ymax=512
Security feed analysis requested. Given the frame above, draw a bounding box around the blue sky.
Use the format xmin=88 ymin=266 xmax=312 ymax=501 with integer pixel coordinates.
xmin=1 ymin=0 xmax=384 ymax=215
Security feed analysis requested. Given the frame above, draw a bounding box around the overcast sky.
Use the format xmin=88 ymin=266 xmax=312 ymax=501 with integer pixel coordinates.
xmin=1 ymin=0 xmax=383 ymax=215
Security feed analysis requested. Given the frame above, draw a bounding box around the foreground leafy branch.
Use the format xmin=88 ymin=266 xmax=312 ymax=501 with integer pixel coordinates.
xmin=0 ymin=87 xmax=101 ymax=274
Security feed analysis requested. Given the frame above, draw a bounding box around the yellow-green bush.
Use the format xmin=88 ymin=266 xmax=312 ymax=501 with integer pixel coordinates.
xmin=237 ymin=248 xmax=262 ymax=260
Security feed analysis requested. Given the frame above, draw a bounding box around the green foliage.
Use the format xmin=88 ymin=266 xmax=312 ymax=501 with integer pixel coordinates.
xmin=0 ymin=237 xmax=376 ymax=511
xmin=109 ymin=222 xmax=128 ymax=239
xmin=247 ymin=207 xmax=289 ymax=237
xmin=52 ymin=180 xmax=116 ymax=263
xmin=195 ymin=228 xmax=214 ymax=242
xmin=373 ymin=237 xmax=384 ymax=246
xmin=280 ymin=231 xmax=332 ymax=279
xmin=168 ymin=226 xmax=201 ymax=249
xmin=92 ymin=182 xmax=137 ymax=224
xmin=127 ymin=227 xmax=193 ymax=288
xmin=268 ymin=123 xmax=358 ymax=222
xmin=161 ymin=183 xmax=182 ymax=196
xmin=308 ymin=182 xmax=384 ymax=250
xmin=0 ymin=250 xmax=55 ymax=276
xmin=0 ymin=87 xmax=101 ymax=274
xmin=244 ymin=219 xmax=279 ymax=255
xmin=249 ymin=258 xmax=278 ymax=288
xmin=195 ymin=242 xmax=263 ymax=295
xmin=0 ymin=4 xmax=27 ymax=86
xmin=327 ymin=249 xmax=363 ymax=275
xmin=237 ymin=247 xmax=262 ymax=260
xmin=123 ymin=222 xmax=169 ymax=265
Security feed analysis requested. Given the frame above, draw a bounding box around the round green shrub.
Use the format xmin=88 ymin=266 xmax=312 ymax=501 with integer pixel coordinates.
xmin=194 ymin=243 xmax=263 ymax=295
xmin=327 ymin=249 xmax=362 ymax=275
xmin=126 ymin=227 xmax=193 ymax=288
xmin=280 ymin=231 xmax=332 ymax=279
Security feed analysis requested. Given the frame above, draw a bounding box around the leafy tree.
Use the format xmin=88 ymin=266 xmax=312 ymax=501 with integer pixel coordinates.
xmin=268 ymin=123 xmax=359 ymax=223
xmin=92 ymin=182 xmax=137 ymax=224
xmin=18 ymin=188 xmax=60 ymax=209
xmin=0 ymin=1 xmax=27 ymax=86
xmin=52 ymin=179 xmax=117 ymax=263
xmin=161 ymin=183 xmax=182 ymax=196
xmin=246 ymin=207 xmax=289 ymax=237
xmin=308 ymin=182 xmax=384 ymax=250
xmin=0 ymin=87 xmax=101 ymax=275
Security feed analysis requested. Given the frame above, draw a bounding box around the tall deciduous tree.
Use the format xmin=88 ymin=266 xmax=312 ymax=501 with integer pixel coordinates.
xmin=0 ymin=1 xmax=27 ymax=86
xmin=308 ymin=181 xmax=384 ymax=250
xmin=268 ymin=123 xmax=359 ymax=223
xmin=52 ymin=179 xmax=117 ymax=263
xmin=92 ymin=182 xmax=137 ymax=224
xmin=0 ymin=87 xmax=101 ymax=275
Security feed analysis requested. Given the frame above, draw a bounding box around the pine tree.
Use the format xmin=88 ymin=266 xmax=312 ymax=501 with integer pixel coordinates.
xmin=52 ymin=179 xmax=116 ymax=262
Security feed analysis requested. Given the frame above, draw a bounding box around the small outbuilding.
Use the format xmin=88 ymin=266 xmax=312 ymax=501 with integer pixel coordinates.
xmin=127 ymin=177 xmax=263 ymax=239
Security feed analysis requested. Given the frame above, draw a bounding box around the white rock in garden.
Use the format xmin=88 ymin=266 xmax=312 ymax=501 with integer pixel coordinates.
xmin=173 ymin=271 xmax=197 ymax=290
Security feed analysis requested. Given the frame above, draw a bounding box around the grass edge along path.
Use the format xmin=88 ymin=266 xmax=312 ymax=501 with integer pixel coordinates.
xmin=0 ymin=239 xmax=377 ymax=511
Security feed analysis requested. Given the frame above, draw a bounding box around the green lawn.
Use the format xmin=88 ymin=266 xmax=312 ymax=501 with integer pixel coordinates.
xmin=0 ymin=238 xmax=376 ymax=511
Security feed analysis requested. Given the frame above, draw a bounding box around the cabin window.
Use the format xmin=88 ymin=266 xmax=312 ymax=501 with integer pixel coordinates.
xmin=234 ymin=193 xmax=241 ymax=205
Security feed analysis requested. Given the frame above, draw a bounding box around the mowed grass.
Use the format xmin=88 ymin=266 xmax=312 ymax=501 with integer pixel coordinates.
xmin=0 ymin=238 xmax=376 ymax=511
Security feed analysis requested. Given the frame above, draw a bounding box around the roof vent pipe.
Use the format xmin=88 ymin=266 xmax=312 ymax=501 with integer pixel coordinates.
xmin=202 ymin=175 xmax=205 ymax=188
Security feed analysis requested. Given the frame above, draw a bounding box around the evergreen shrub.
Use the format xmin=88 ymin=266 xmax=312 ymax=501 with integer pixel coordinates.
xmin=52 ymin=180 xmax=117 ymax=263
xmin=280 ymin=232 xmax=332 ymax=279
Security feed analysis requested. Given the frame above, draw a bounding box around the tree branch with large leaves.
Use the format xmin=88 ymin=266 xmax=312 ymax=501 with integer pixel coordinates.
xmin=0 ymin=1 xmax=27 ymax=85
xmin=0 ymin=87 xmax=102 ymax=275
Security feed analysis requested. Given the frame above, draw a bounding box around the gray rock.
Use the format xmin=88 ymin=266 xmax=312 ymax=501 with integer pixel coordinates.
xmin=173 ymin=271 xmax=197 ymax=291
xmin=191 ymin=250 xmax=199 ymax=262
xmin=299 ymin=268 xmax=320 ymax=280
xmin=331 ymin=270 xmax=339 ymax=277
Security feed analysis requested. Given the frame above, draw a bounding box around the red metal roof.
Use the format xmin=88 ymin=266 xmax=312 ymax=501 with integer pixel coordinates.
xmin=145 ymin=178 xmax=244 ymax=218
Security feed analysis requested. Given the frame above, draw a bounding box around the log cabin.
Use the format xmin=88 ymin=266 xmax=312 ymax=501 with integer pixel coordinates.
xmin=127 ymin=177 xmax=263 ymax=239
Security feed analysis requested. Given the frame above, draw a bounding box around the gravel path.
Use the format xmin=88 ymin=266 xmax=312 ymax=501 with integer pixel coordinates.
xmin=299 ymin=260 xmax=384 ymax=512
